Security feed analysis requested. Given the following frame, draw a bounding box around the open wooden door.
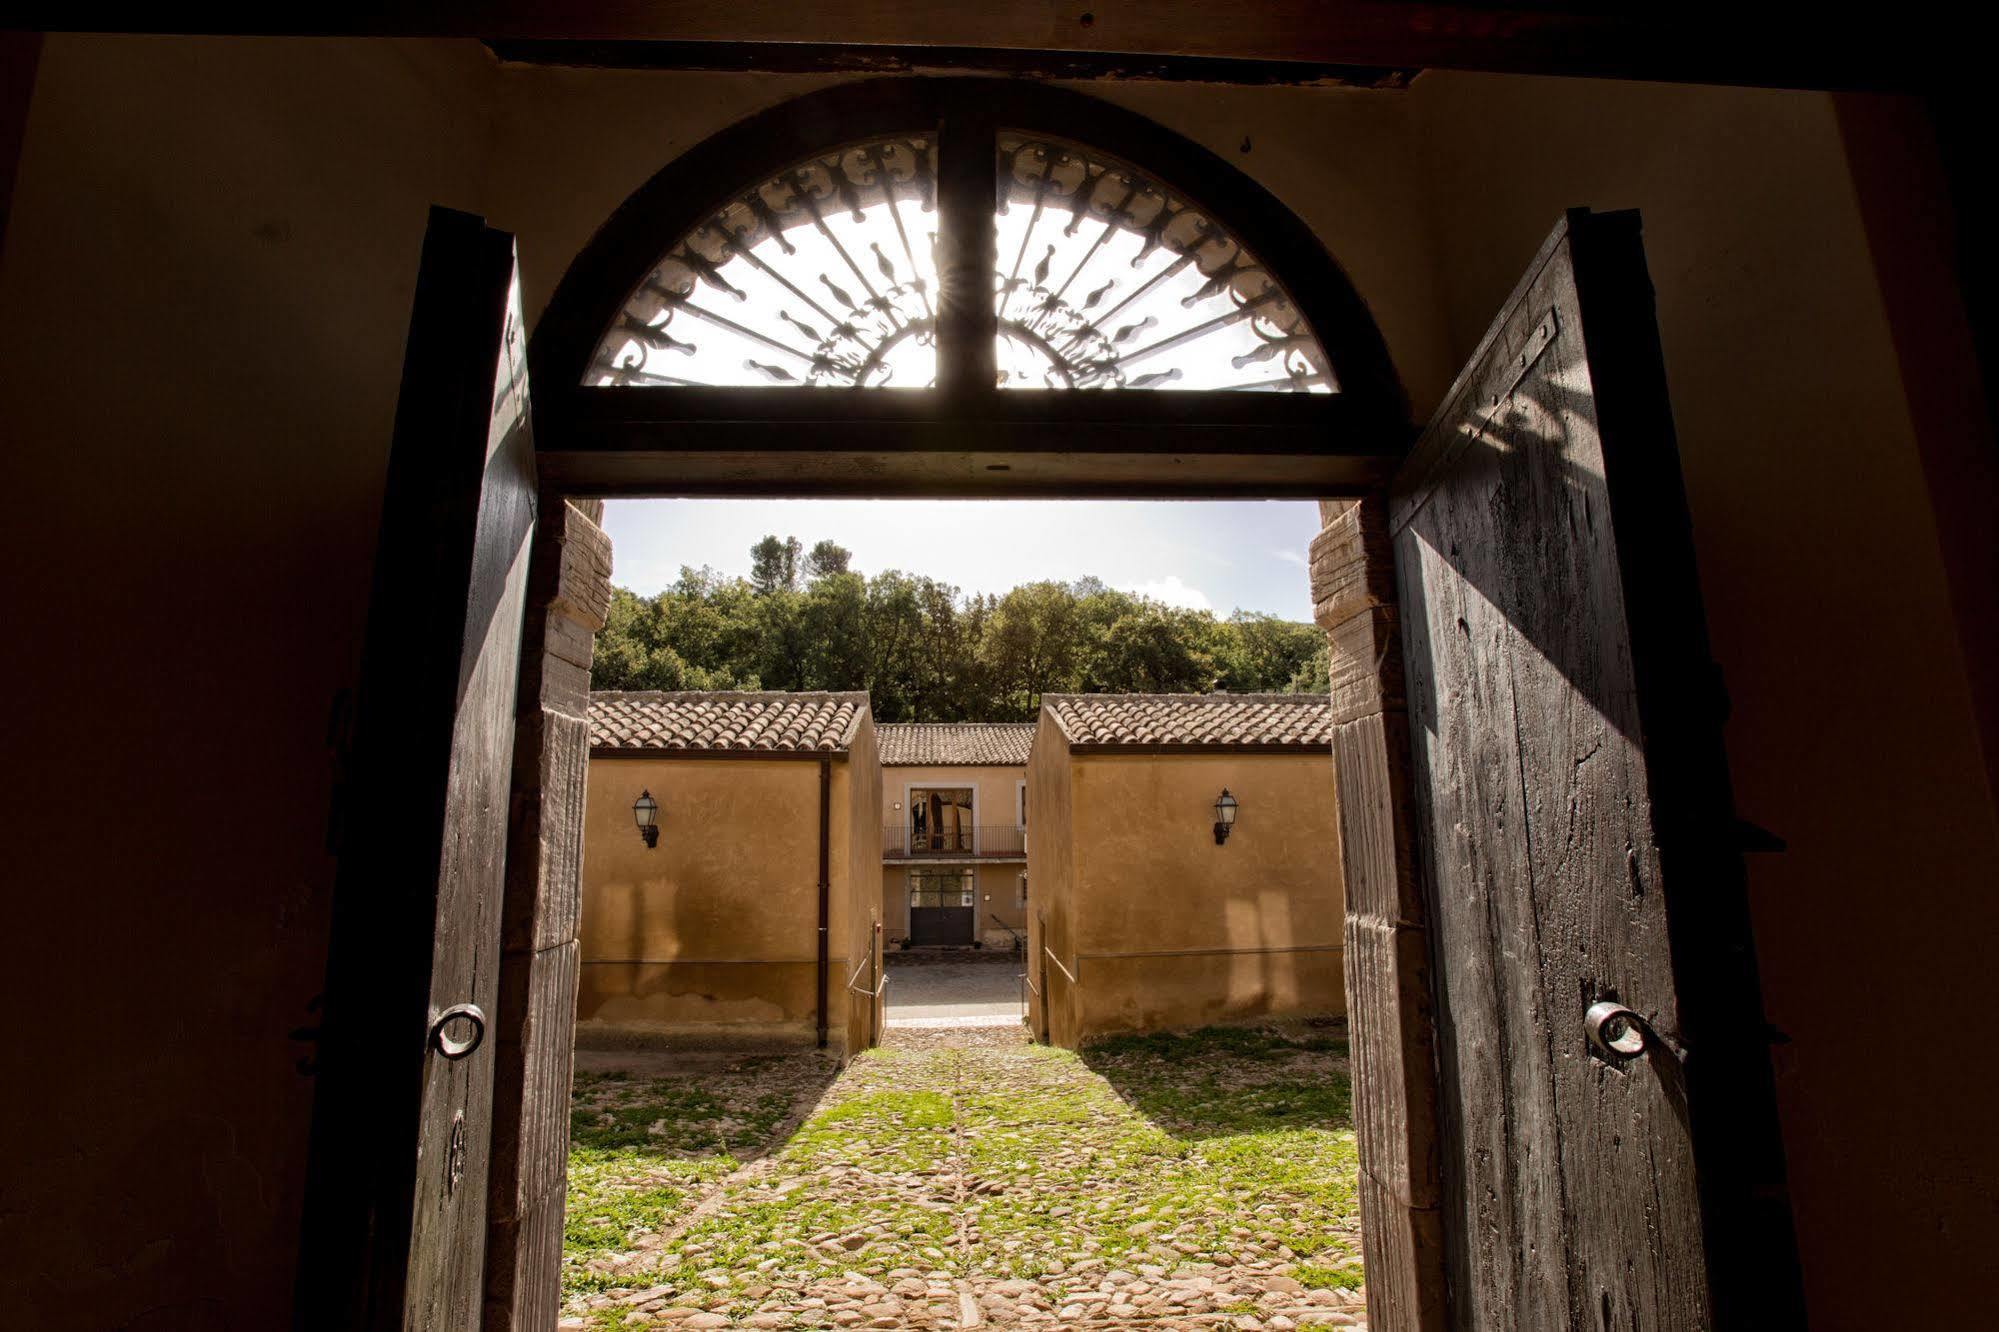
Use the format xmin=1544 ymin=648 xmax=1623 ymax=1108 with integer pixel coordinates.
xmin=1392 ymin=210 xmax=1802 ymax=1328
xmin=297 ymin=207 xmax=537 ymax=1330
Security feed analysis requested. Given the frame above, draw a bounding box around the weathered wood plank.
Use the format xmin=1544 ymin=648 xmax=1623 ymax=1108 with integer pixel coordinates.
xmin=296 ymin=208 xmax=536 ymax=1330
xmin=1389 ymin=211 xmax=1797 ymax=1328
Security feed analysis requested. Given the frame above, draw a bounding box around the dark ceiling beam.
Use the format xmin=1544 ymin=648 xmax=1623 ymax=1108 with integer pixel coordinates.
xmin=533 ymin=386 xmax=1411 ymax=498
xmin=20 ymin=3 xmax=1950 ymax=92
xmin=484 ymin=40 xmax=1416 ymax=89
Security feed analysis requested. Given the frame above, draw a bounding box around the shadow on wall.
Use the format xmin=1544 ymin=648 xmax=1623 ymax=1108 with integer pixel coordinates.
xmin=1078 ymin=1022 xmax=1354 ymax=1142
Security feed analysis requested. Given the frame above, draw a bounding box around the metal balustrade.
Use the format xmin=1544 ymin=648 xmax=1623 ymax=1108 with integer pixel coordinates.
xmin=881 ymin=824 xmax=1026 ymax=859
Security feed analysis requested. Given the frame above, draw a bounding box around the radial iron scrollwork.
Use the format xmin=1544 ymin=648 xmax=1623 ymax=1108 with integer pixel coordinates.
xmin=993 ymin=133 xmax=1333 ymax=392
xmin=587 ymin=129 xmax=1336 ymax=393
xmin=589 ymin=134 xmax=940 ymax=389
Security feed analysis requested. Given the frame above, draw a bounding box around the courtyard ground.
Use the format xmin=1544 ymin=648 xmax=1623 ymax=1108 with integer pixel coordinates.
xmin=884 ymin=949 xmax=1027 ymax=1028
xmin=562 ymin=1016 xmax=1366 ymax=1330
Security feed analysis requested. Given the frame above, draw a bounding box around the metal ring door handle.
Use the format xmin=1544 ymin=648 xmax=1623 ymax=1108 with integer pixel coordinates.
xmin=430 ymin=1003 xmax=487 ymax=1060
xmin=1585 ymin=1001 xmax=1648 ymax=1061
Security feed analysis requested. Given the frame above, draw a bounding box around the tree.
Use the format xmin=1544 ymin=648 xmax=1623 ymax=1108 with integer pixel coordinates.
xmin=1217 ymin=611 xmax=1323 ymax=693
xmin=749 ymin=534 xmax=803 ymax=595
xmin=807 ymin=539 xmax=853 ymax=579
xmin=1286 ymin=640 xmax=1332 ymax=695
xmin=589 ymin=538 xmax=1327 ymax=715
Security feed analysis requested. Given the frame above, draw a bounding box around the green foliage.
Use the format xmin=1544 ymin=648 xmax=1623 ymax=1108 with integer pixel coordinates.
xmin=592 ymin=535 xmax=1327 ymax=720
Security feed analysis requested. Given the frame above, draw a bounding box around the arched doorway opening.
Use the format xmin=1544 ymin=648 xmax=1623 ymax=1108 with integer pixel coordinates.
xmin=513 ymin=73 xmax=1417 ymax=1328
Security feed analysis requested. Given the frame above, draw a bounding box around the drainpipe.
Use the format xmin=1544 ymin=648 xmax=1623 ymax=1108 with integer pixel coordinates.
xmin=816 ymin=756 xmax=831 ymax=1050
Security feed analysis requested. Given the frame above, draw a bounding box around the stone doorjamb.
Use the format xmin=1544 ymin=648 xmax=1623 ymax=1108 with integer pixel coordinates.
xmin=1311 ymin=496 xmax=1447 ymax=1330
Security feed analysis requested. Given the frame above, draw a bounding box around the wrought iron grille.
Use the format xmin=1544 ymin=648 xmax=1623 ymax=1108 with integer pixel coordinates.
xmin=590 ymin=134 xmax=940 ymax=389
xmin=994 ymin=133 xmax=1333 ymax=392
xmin=586 ymin=129 xmax=1334 ymax=393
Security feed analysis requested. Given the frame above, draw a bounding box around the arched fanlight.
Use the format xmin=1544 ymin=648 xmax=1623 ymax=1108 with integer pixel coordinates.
xmin=633 ymin=789 xmax=660 ymax=849
xmin=587 ymin=130 xmax=1334 ymax=394
xmin=1213 ymin=789 xmax=1239 ymax=845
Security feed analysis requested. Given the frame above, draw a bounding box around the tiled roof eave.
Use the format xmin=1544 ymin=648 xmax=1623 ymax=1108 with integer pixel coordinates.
xmin=1066 ymin=741 xmax=1333 ymax=756
xmin=590 ymin=744 xmax=854 ymax=761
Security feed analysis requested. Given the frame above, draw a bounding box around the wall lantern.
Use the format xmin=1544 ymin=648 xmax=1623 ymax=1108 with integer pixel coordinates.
xmin=1213 ymin=789 xmax=1239 ymax=845
xmin=633 ymin=789 xmax=660 ymax=849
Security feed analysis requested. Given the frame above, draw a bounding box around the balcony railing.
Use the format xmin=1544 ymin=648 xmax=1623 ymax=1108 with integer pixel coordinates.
xmin=883 ymin=824 xmax=1026 ymax=859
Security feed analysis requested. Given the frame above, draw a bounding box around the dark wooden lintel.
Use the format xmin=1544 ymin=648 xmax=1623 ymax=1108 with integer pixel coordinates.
xmin=536 ymin=385 xmax=1409 ymax=496
xmin=20 ymin=4 xmax=1947 ymax=92
xmin=485 ymin=40 xmax=1417 ymax=89
xmin=539 ymin=445 xmax=1398 ymax=499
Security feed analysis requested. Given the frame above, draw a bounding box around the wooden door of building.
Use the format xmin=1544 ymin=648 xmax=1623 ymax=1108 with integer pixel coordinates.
xmin=1392 ymin=210 xmax=1801 ymax=1328
xmin=909 ymin=867 xmax=977 ymax=945
xmin=296 ymin=207 xmax=538 ymax=1331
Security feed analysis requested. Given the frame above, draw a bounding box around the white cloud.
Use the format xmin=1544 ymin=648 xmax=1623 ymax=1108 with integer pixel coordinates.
xmin=1127 ymin=575 xmax=1213 ymax=610
xmin=1269 ymin=547 xmax=1309 ymax=568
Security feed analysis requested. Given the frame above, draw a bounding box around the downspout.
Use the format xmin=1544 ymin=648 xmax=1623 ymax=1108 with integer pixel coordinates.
xmin=816 ymin=756 xmax=831 ymax=1050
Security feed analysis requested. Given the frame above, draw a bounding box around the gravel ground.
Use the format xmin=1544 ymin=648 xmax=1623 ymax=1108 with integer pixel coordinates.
xmin=885 ymin=952 xmax=1028 ymax=1026
xmin=563 ymin=1021 xmax=1365 ymax=1329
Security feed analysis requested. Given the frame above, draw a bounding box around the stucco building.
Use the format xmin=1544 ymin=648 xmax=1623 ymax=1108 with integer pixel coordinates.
xmin=878 ymin=723 xmax=1035 ymax=950
xmin=577 ymin=691 xmax=882 ymax=1054
xmin=1026 ymin=694 xmax=1343 ymax=1046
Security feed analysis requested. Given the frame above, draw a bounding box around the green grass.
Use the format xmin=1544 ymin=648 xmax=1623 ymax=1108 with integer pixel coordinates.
xmin=561 ymin=1055 xmax=839 ymax=1300
xmin=563 ymin=1024 xmax=1363 ymax=1315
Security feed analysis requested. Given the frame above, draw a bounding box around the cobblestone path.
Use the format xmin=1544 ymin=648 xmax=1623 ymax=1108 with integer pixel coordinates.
xmin=564 ymin=1023 xmax=1366 ymax=1329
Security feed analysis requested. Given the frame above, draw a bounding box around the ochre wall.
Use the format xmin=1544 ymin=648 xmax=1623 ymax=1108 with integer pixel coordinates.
xmin=1406 ymin=72 xmax=1999 ymax=1329
xmin=1065 ymin=752 xmax=1345 ymax=1041
xmin=577 ymin=753 xmax=863 ymax=1050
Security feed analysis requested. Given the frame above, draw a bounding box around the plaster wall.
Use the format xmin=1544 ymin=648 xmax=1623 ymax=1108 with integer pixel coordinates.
xmin=577 ymin=754 xmax=863 ymax=1050
xmin=0 ymin=35 xmax=499 ymax=1328
xmin=1063 ymin=751 xmax=1344 ymax=1041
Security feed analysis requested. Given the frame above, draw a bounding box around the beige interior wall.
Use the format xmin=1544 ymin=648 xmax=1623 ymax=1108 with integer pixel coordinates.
xmin=578 ymin=756 xmax=841 ymax=1046
xmin=1068 ymin=752 xmax=1345 ymax=1040
xmin=1406 ymin=72 xmax=1999 ymax=1328
xmin=0 ymin=35 xmax=498 ymax=1329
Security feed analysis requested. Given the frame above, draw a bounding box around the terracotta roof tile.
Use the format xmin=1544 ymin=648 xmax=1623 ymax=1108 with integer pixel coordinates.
xmin=878 ymin=723 xmax=1035 ymax=767
xmin=590 ymin=691 xmax=868 ymax=754
xmin=1043 ymin=693 xmax=1333 ymax=750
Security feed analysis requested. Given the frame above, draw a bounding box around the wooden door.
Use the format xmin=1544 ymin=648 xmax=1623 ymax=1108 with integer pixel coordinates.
xmin=1392 ymin=210 xmax=1801 ymax=1328
xmin=297 ymin=208 xmax=538 ymax=1330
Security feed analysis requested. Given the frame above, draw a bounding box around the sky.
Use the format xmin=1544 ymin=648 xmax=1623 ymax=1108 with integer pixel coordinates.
xmin=600 ymin=499 xmax=1323 ymax=622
